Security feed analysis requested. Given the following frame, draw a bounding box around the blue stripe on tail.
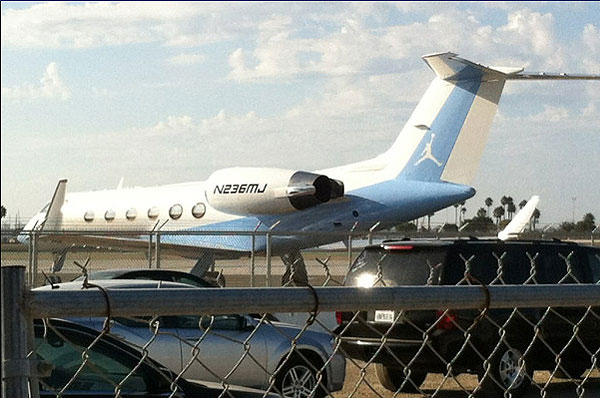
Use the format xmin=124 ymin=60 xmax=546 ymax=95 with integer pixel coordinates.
xmin=399 ymin=79 xmax=481 ymax=182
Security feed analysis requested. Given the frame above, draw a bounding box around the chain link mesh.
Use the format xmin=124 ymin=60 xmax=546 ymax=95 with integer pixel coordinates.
xmin=2 ymin=229 xmax=599 ymax=397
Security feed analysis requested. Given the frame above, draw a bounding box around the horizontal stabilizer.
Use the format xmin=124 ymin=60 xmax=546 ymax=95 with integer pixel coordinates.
xmin=506 ymin=72 xmax=600 ymax=80
xmin=422 ymin=52 xmax=513 ymax=81
xmin=423 ymin=52 xmax=600 ymax=82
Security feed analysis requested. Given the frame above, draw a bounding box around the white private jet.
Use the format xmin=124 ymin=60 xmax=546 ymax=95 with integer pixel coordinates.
xmin=21 ymin=52 xmax=599 ymax=284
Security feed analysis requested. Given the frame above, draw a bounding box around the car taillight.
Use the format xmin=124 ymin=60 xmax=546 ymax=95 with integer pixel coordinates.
xmin=382 ymin=244 xmax=414 ymax=251
xmin=435 ymin=310 xmax=456 ymax=330
xmin=336 ymin=311 xmax=344 ymax=325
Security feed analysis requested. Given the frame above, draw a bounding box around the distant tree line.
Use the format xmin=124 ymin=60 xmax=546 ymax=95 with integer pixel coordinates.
xmin=394 ymin=196 xmax=596 ymax=234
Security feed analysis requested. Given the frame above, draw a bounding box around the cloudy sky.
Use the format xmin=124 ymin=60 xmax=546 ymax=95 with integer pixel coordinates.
xmin=1 ymin=1 xmax=599 ymax=225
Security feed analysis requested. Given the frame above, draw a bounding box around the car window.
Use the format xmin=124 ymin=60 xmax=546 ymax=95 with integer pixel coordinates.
xmin=444 ymin=244 xmax=533 ymax=285
xmin=174 ymin=275 xmax=211 ymax=287
xmin=538 ymin=246 xmax=586 ymax=283
xmin=444 ymin=244 xmax=497 ymax=285
xmin=175 ymin=314 xmax=244 ymax=330
xmin=588 ymin=249 xmax=600 ymax=283
xmin=36 ymin=331 xmax=148 ymax=393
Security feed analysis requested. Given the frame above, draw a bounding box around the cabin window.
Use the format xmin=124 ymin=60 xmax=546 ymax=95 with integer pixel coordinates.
xmin=83 ymin=211 xmax=95 ymax=222
xmin=126 ymin=208 xmax=137 ymax=220
xmin=191 ymin=203 xmax=206 ymax=219
xmin=169 ymin=204 xmax=183 ymax=220
xmin=147 ymin=206 xmax=159 ymax=219
xmin=104 ymin=210 xmax=116 ymax=222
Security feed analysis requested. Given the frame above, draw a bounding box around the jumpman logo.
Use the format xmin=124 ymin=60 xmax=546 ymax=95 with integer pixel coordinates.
xmin=414 ymin=133 xmax=442 ymax=167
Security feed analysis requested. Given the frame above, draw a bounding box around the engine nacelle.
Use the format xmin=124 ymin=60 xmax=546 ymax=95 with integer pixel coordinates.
xmin=205 ymin=167 xmax=344 ymax=215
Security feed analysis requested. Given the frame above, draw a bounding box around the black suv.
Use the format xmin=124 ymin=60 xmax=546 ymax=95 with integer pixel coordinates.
xmin=335 ymin=239 xmax=600 ymax=397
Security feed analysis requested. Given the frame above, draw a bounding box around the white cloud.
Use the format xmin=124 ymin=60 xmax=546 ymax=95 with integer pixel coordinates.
xmin=1 ymin=2 xmax=265 ymax=49
xmin=1 ymin=62 xmax=71 ymax=101
xmin=166 ymin=53 xmax=205 ymax=65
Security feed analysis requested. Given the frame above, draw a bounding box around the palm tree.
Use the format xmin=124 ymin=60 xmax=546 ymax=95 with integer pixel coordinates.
xmin=500 ymin=196 xmax=509 ymax=219
xmin=485 ymin=197 xmax=493 ymax=216
xmin=460 ymin=207 xmax=467 ymax=226
xmin=427 ymin=212 xmax=434 ymax=231
xmin=477 ymin=208 xmax=487 ymax=218
xmin=507 ymin=202 xmax=516 ymax=220
xmin=519 ymin=200 xmax=527 ymax=210
xmin=493 ymin=206 xmax=505 ymax=225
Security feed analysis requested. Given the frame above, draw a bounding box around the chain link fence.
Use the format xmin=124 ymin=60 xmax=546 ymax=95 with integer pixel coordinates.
xmin=2 ymin=229 xmax=600 ymax=397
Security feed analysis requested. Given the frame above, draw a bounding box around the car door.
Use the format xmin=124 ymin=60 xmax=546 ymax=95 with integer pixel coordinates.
xmin=91 ymin=316 xmax=184 ymax=378
xmin=537 ymin=244 xmax=590 ymax=345
xmin=175 ymin=314 xmax=269 ymax=389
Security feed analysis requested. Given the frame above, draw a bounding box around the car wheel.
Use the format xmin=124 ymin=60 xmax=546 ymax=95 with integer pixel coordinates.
xmin=478 ymin=344 xmax=531 ymax=397
xmin=278 ymin=358 xmax=324 ymax=398
xmin=375 ymin=364 xmax=426 ymax=392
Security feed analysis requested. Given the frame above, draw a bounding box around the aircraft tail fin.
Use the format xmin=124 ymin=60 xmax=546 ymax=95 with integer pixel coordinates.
xmin=498 ymin=195 xmax=540 ymax=240
xmin=41 ymin=179 xmax=67 ymax=231
xmin=384 ymin=52 xmax=599 ymax=185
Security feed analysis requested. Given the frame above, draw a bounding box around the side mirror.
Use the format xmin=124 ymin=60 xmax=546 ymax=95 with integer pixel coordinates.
xmin=242 ymin=315 xmax=258 ymax=331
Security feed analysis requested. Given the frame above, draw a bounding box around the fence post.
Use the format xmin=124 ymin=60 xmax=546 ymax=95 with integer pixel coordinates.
xmin=265 ymin=232 xmax=272 ymax=287
xmin=368 ymin=222 xmax=381 ymax=245
xmin=155 ymin=232 xmax=161 ymax=269
xmin=250 ymin=233 xmax=256 ymax=287
xmin=28 ymin=230 xmax=34 ymax=285
xmin=147 ymin=233 xmax=153 ymax=269
xmin=347 ymin=222 xmax=358 ymax=268
xmin=32 ymin=231 xmax=39 ymax=287
xmin=1 ymin=265 xmax=30 ymax=397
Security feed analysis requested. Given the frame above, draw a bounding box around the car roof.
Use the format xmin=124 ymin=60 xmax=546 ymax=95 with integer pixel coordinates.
xmin=74 ymin=268 xmax=202 ymax=279
xmin=366 ymin=238 xmax=586 ymax=251
xmin=35 ymin=279 xmax=195 ymax=291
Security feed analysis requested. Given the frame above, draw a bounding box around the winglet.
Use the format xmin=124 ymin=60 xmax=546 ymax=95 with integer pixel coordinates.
xmin=41 ymin=179 xmax=67 ymax=231
xmin=498 ymin=196 xmax=540 ymax=240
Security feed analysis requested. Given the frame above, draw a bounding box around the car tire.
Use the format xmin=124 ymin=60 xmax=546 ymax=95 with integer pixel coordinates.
xmin=278 ymin=358 xmax=325 ymax=398
xmin=375 ymin=364 xmax=426 ymax=392
xmin=478 ymin=344 xmax=532 ymax=398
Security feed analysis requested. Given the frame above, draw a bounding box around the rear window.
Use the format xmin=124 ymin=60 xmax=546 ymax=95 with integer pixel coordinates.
xmin=444 ymin=243 xmax=533 ymax=285
xmin=589 ymin=249 xmax=600 ymax=283
xmin=347 ymin=247 xmax=446 ymax=287
xmin=537 ymin=245 xmax=586 ymax=283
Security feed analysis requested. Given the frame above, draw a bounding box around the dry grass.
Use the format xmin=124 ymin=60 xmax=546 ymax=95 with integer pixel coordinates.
xmin=332 ymin=362 xmax=600 ymax=397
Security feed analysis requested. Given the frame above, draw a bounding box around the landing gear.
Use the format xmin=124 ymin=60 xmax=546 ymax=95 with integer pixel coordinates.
xmin=280 ymin=250 xmax=309 ymax=286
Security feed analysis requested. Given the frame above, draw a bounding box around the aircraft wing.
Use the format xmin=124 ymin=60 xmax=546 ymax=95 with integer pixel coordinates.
xmin=44 ymin=233 xmax=248 ymax=260
xmin=498 ymin=196 xmax=540 ymax=241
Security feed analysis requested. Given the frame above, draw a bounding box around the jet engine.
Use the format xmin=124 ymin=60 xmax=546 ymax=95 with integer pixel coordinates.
xmin=205 ymin=167 xmax=344 ymax=215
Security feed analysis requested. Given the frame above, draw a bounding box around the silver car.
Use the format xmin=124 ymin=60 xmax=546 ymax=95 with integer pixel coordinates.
xmin=36 ymin=280 xmax=346 ymax=397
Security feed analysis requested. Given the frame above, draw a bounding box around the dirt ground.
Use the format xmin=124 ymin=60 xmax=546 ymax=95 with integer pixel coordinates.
xmin=332 ymin=363 xmax=600 ymax=397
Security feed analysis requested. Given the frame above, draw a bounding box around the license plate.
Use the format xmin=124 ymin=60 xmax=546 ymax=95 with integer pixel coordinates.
xmin=374 ymin=310 xmax=395 ymax=323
